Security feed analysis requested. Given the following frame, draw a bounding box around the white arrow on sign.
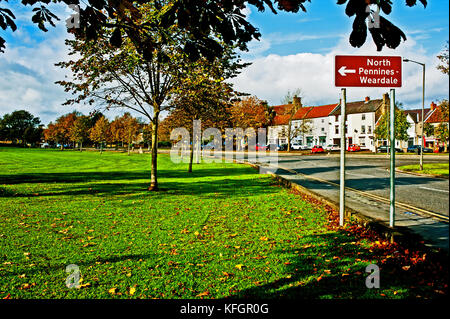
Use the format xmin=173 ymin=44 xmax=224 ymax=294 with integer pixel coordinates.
xmin=338 ymin=66 xmax=356 ymax=77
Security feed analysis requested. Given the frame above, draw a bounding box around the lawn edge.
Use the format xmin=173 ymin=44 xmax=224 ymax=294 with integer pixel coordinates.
xmin=239 ymin=160 xmax=447 ymax=257
xmin=395 ymin=168 xmax=449 ymax=180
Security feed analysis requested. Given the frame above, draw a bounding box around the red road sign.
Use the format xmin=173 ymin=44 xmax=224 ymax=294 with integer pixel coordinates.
xmin=335 ymin=55 xmax=402 ymax=88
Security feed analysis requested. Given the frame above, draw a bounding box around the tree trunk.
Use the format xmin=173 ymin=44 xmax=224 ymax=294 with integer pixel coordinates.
xmin=188 ymin=142 xmax=194 ymax=173
xmin=80 ymin=141 xmax=83 ymax=152
xmin=149 ymin=110 xmax=160 ymax=191
xmin=127 ymin=142 xmax=130 ymax=156
xmin=287 ymin=122 xmax=292 ymax=152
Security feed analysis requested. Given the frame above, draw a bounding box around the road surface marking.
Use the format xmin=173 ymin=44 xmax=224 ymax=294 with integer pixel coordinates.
xmin=271 ymin=163 xmax=449 ymax=223
xmin=419 ymin=187 xmax=449 ymax=193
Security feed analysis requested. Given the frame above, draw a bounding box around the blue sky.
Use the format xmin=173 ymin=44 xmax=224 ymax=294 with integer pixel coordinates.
xmin=0 ymin=1 xmax=448 ymax=124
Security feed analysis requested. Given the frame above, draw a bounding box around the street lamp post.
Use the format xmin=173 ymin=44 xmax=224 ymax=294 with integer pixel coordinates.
xmin=403 ymin=58 xmax=425 ymax=170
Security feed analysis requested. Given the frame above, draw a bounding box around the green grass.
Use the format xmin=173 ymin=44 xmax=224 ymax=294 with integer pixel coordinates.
xmin=0 ymin=148 xmax=447 ymax=299
xmin=397 ymin=163 xmax=449 ymax=177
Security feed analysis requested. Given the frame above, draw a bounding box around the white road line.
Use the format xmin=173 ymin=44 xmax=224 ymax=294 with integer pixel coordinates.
xmin=419 ymin=187 xmax=449 ymax=193
xmin=346 ymin=172 xmax=377 ymax=178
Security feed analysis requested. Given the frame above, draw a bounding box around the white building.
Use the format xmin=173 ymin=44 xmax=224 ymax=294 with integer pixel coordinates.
xmin=269 ymin=95 xmax=392 ymax=152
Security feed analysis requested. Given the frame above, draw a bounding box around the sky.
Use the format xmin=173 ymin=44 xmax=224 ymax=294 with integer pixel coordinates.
xmin=0 ymin=1 xmax=448 ymax=125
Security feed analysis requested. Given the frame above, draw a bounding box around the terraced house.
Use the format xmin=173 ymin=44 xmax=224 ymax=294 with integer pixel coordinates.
xmin=268 ymin=94 xmax=393 ymax=152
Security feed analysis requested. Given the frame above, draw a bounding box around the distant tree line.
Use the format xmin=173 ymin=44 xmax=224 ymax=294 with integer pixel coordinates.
xmin=0 ymin=110 xmax=151 ymax=153
xmin=0 ymin=110 xmax=43 ymax=146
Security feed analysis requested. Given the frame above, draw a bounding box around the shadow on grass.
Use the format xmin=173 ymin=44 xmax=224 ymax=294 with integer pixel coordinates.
xmin=0 ymin=166 xmax=256 ymax=185
xmin=228 ymin=232 xmax=421 ymax=299
xmin=0 ymin=165 xmax=278 ymax=198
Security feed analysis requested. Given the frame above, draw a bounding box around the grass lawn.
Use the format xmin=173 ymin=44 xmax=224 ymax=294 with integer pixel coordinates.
xmin=397 ymin=163 xmax=449 ymax=178
xmin=0 ymin=148 xmax=447 ymax=299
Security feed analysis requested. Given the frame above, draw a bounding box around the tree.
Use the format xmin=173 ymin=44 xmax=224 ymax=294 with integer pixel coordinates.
xmin=437 ymin=41 xmax=449 ymax=75
xmin=169 ymin=54 xmax=239 ymax=173
xmin=374 ymin=103 xmax=410 ymax=144
xmin=70 ymin=115 xmax=91 ymax=151
xmin=0 ymin=1 xmax=428 ymax=56
xmin=423 ymin=122 xmax=435 ymax=138
xmin=89 ymin=116 xmax=111 ymax=154
xmin=229 ymin=96 xmax=271 ymax=130
xmin=56 ymin=5 xmax=187 ymax=191
xmin=142 ymin=124 xmax=153 ymax=150
xmin=434 ymin=99 xmax=449 ymax=152
xmin=0 ymin=110 xmax=41 ymax=145
xmin=110 ymin=116 xmax=125 ymax=149
xmin=43 ymin=112 xmax=79 ymax=150
xmin=121 ymin=113 xmax=141 ymax=155
xmin=280 ymin=89 xmax=305 ymax=152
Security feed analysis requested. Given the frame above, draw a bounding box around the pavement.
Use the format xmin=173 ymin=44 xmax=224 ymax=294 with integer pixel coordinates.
xmin=252 ymin=152 xmax=449 ymax=251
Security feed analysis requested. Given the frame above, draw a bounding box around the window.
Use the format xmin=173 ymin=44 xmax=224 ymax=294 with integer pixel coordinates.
xmin=359 ymin=138 xmax=366 ymax=146
xmin=335 ymin=125 xmax=339 ymax=134
xmin=321 ymin=127 xmax=325 ymax=132
xmin=361 ymin=125 xmax=366 ymax=134
xmin=321 ymin=119 xmax=325 ymax=123
xmin=362 ymin=114 xmax=366 ymax=120
xmin=368 ymin=126 xmax=372 ymax=134
xmin=335 ymin=115 xmax=339 ymax=122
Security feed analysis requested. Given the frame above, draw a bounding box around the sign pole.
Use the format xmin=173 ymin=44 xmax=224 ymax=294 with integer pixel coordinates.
xmin=339 ymin=88 xmax=346 ymax=226
xmin=389 ymin=89 xmax=396 ymax=228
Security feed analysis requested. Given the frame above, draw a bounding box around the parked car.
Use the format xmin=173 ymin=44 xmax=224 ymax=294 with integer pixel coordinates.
xmin=378 ymin=146 xmax=404 ymax=153
xmin=406 ymin=145 xmax=432 ymax=154
xmin=267 ymin=143 xmax=286 ymax=151
xmin=325 ymin=144 xmax=340 ymax=151
xmin=347 ymin=144 xmax=361 ymax=152
xmin=290 ymin=142 xmax=304 ymax=150
xmin=255 ymin=143 xmax=267 ymax=151
xmin=311 ymin=145 xmax=326 ymax=153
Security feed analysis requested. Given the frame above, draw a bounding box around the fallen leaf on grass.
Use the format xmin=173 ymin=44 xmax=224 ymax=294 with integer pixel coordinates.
xmin=108 ymin=287 xmax=117 ymax=294
xmin=129 ymin=287 xmax=136 ymax=295
xmin=235 ymin=264 xmax=245 ymax=270
xmin=196 ymin=291 xmax=209 ymax=297
xmin=260 ymin=236 xmax=269 ymax=241
xmin=78 ymin=283 xmax=91 ymax=289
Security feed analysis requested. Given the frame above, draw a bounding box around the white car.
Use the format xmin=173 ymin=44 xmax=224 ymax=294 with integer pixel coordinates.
xmin=290 ymin=143 xmax=304 ymax=150
xmin=325 ymin=144 xmax=340 ymax=151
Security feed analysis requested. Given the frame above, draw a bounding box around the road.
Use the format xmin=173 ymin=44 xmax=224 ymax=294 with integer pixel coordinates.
xmin=248 ymin=153 xmax=449 ymax=250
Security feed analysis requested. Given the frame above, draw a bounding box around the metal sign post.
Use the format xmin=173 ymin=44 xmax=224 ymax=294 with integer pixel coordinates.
xmin=389 ymin=89 xmax=396 ymax=227
xmin=340 ymin=89 xmax=346 ymax=226
xmin=334 ymin=55 xmax=402 ymax=228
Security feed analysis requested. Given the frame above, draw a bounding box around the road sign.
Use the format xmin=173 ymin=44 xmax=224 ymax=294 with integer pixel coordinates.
xmin=335 ymin=55 xmax=402 ymax=88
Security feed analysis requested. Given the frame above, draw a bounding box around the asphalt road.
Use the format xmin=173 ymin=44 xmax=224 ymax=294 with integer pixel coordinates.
xmin=247 ymin=153 xmax=449 ymax=250
xmin=272 ymin=154 xmax=449 ymax=217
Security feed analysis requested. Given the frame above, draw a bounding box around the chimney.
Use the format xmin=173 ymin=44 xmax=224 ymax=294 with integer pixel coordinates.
xmin=430 ymin=101 xmax=437 ymax=110
xmin=382 ymin=93 xmax=390 ymax=115
xmin=365 ymin=96 xmax=370 ymax=103
xmin=293 ymin=95 xmax=302 ymax=108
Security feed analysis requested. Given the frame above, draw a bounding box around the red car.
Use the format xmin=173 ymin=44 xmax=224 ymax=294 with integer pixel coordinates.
xmin=311 ymin=145 xmax=325 ymax=153
xmin=255 ymin=143 xmax=267 ymax=151
xmin=348 ymin=144 xmax=361 ymax=152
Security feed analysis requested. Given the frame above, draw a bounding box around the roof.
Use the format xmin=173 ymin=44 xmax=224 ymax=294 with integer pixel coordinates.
xmin=273 ymin=114 xmax=290 ymax=125
xmin=426 ymin=107 xmax=448 ymax=123
xmin=305 ymin=104 xmax=338 ymax=119
xmin=329 ymin=99 xmax=383 ymax=116
xmin=272 ymin=105 xmax=313 ymax=125
xmin=404 ymin=108 xmax=432 ymax=123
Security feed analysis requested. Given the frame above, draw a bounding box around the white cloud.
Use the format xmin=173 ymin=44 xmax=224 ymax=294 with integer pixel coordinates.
xmin=231 ymin=35 xmax=449 ymax=109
